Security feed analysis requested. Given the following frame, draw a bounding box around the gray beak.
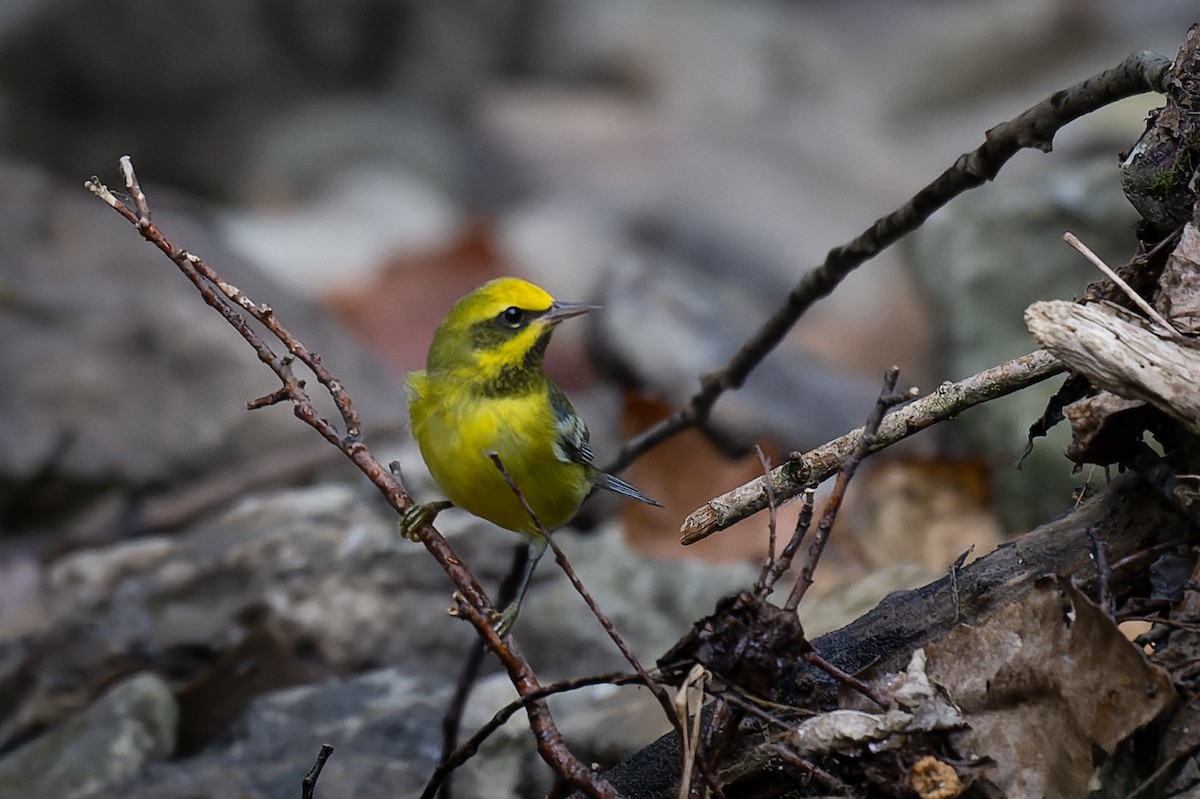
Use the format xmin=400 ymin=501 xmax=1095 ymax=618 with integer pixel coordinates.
xmin=542 ymin=301 xmax=601 ymax=325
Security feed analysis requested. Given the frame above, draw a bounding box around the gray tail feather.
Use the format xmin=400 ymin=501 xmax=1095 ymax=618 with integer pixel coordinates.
xmin=594 ymin=471 xmax=663 ymax=508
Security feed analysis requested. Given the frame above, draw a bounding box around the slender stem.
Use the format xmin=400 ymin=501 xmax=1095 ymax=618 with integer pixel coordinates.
xmin=487 ymin=454 xmax=685 ymax=742
xmin=85 ymin=161 xmax=615 ymax=799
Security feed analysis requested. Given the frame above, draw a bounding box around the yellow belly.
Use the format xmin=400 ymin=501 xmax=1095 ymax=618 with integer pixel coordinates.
xmin=409 ymin=376 xmax=590 ymax=535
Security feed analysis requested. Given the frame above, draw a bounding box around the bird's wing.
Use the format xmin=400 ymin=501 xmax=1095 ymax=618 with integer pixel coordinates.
xmin=548 ymin=381 xmax=592 ymax=466
xmin=547 ymin=382 xmax=662 ymax=508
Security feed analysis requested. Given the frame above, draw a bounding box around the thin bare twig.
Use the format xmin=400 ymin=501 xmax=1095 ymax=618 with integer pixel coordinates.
xmin=301 ymin=744 xmax=334 ymax=799
xmin=784 ymin=368 xmax=906 ymax=612
xmin=752 ymin=487 xmax=816 ymax=602
xmin=436 ymin=543 xmax=530 ymax=799
xmin=755 ymin=446 xmax=778 ymax=564
xmin=1109 ymin=538 xmax=1188 ymax=572
xmin=421 ymin=671 xmax=641 ymax=799
xmin=605 ymin=50 xmax=1171 ymax=477
xmin=85 ymin=159 xmax=615 ymax=799
xmin=770 ymin=743 xmax=853 ymax=795
xmin=487 ymin=453 xmax=685 ymax=742
xmin=1063 ymin=231 xmax=1181 ymax=337
xmin=708 ymin=683 xmax=811 ymax=732
xmin=1121 ymin=616 xmax=1200 ymax=633
xmin=682 ymin=349 xmax=1065 ymax=544
xmin=449 ymin=591 xmax=619 ymax=796
xmin=800 ymin=647 xmax=888 ymax=710
xmin=692 ymin=695 xmax=734 ymax=799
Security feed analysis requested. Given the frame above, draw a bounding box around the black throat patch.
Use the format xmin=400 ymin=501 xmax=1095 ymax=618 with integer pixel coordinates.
xmin=475 ymin=330 xmax=552 ymax=397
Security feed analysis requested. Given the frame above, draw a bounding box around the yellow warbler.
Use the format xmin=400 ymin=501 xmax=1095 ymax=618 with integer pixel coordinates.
xmin=404 ymin=277 xmax=659 ymax=633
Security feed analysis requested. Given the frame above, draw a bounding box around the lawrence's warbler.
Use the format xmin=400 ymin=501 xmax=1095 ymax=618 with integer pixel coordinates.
xmin=405 ymin=277 xmax=660 ymax=633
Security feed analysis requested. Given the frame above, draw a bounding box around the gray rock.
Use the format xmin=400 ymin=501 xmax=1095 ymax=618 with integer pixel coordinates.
xmin=0 ymin=672 xmax=177 ymax=799
xmin=11 ymin=450 xmax=759 ymax=741
xmin=8 ymin=471 xmax=758 ymax=797
xmin=113 ymin=664 xmax=671 ymax=799
xmin=114 ymin=667 xmax=448 ymax=799
xmin=41 ymin=480 xmax=475 ymax=678
xmin=0 ymin=158 xmax=407 ymax=532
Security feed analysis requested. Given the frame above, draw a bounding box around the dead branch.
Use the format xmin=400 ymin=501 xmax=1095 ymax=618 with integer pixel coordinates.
xmin=606 ymin=49 xmax=1171 ymax=476
xmin=653 ymin=373 xmax=910 ymax=792
xmin=1026 ymin=300 xmax=1200 ymax=433
xmin=681 ymin=349 xmax=1064 ymax=544
xmin=782 ymin=367 xmax=907 ymax=613
xmin=488 ymin=453 xmax=685 ymax=743
xmin=422 ymin=672 xmax=641 ymax=799
xmin=603 ymin=473 xmax=1191 ymax=799
xmin=84 ymin=158 xmax=619 ymax=799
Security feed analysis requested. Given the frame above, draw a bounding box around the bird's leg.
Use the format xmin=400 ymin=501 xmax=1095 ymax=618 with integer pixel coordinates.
xmin=398 ymin=500 xmax=453 ymax=542
xmin=493 ymin=535 xmax=548 ymax=636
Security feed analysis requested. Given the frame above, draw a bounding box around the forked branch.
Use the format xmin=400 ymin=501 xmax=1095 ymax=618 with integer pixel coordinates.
xmin=84 ymin=158 xmax=619 ymax=799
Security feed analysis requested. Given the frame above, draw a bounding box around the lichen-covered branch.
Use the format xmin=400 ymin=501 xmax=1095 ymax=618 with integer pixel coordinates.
xmin=680 ymin=350 xmax=1065 ymax=544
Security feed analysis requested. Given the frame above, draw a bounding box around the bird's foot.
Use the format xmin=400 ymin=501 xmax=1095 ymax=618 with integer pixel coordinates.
xmin=491 ymin=600 xmax=522 ymax=637
xmin=398 ymin=500 xmax=452 ymax=542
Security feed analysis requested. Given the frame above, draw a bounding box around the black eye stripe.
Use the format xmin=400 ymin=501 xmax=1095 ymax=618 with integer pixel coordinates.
xmin=501 ymin=306 xmax=524 ymax=326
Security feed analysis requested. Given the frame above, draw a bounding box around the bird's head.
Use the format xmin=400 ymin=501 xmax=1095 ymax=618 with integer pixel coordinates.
xmin=426 ymin=277 xmax=598 ymax=391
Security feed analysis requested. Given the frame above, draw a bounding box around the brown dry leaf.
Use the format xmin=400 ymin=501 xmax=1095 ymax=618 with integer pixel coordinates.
xmin=619 ymin=392 xmax=775 ymax=563
xmin=925 ymin=576 xmax=1175 ymax=798
xmin=1062 ymin=391 xmax=1149 ymax=466
xmin=1156 ymin=222 xmax=1200 ymax=335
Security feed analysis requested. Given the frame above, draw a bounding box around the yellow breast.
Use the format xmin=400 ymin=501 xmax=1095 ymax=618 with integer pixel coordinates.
xmin=408 ymin=371 xmax=591 ymax=535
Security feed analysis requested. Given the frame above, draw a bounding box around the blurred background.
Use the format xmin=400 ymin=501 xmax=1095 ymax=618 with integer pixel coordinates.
xmin=0 ymin=1 xmax=1195 ymax=797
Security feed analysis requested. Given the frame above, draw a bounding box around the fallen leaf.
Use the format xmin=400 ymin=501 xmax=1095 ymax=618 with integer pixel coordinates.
xmin=925 ymin=576 xmax=1175 ymax=798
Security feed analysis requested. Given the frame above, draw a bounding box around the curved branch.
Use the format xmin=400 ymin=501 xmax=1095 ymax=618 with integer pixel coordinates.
xmin=606 ymin=50 xmax=1172 ymax=475
xmin=84 ymin=159 xmax=619 ymax=799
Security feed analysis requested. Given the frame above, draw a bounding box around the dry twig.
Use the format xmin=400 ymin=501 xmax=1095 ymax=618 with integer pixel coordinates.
xmin=783 ymin=368 xmax=908 ymax=612
xmin=1063 ymin=231 xmax=1181 ymax=337
xmin=488 ymin=454 xmax=686 ymax=741
xmin=681 ymin=349 xmax=1065 ymax=544
xmin=436 ymin=543 xmax=530 ymax=799
xmin=421 ymin=672 xmax=641 ymax=799
xmin=85 ymin=158 xmax=618 ymax=799
xmin=606 ymin=50 xmax=1171 ymax=477
xmin=301 ymin=744 xmax=334 ymax=799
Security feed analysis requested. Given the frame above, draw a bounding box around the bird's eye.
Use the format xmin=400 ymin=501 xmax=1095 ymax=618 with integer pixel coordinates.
xmin=500 ymin=306 xmax=524 ymax=327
